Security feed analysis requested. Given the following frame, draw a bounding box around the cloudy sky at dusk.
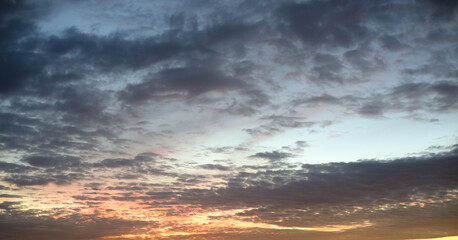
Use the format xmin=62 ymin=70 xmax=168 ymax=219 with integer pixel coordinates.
xmin=1 ymin=0 xmax=457 ymax=239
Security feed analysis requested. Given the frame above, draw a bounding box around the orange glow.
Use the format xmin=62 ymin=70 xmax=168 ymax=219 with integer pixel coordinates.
xmin=227 ymin=220 xmax=373 ymax=232
xmin=101 ymin=234 xmax=152 ymax=239
xmin=408 ymin=237 xmax=458 ymax=240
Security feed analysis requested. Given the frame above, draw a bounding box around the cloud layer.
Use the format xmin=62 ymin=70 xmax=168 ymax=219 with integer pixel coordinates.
xmin=0 ymin=0 xmax=457 ymax=239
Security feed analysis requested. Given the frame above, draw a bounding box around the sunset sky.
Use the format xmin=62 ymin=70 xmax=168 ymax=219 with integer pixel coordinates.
xmin=1 ymin=0 xmax=457 ymax=239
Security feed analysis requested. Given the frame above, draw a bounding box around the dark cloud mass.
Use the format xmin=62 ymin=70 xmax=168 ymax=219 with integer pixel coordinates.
xmin=250 ymin=151 xmax=292 ymax=162
xmin=119 ymin=66 xmax=248 ymax=104
xmin=0 ymin=0 xmax=457 ymax=239
xmin=175 ymin=147 xmax=458 ymax=237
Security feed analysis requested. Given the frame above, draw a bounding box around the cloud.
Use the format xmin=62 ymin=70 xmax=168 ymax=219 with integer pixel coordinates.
xmin=357 ymin=101 xmax=385 ymax=117
xmin=277 ymin=0 xmax=372 ymax=49
xmin=293 ymin=94 xmax=342 ymax=106
xmin=178 ymin=147 xmax=458 ymax=225
xmin=3 ymin=173 xmax=84 ymax=186
xmin=199 ymin=164 xmax=231 ymax=171
xmin=93 ymin=152 xmax=157 ymax=169
xmin=244 ymin=115 xmax=334 ymax=137
xmin=0 ymin=209 xmax=156 ymax=240
xmin=119 ymin=66 xmax=248 ymax=104
xmin=249 ymin=151 xmax=292 ymax=162
xmin=20 ymin=155 xmax=82 ymax=169
xmin=1 ymin=1 xmax=457 ymax=239
xmin=0 ymin=194 xmax=22 ymax=198
xmin=293 ymin=80 xmax=458 ymax=118
xmin=0 ymin=161 xmax=36 ymax=173
xmin=343 ymin=49 xmax=384 ymax=73
xmin=309 ymin=54 xmax=344 ymax=83
xmin=379 ymin=34 xmax=407 ymax=51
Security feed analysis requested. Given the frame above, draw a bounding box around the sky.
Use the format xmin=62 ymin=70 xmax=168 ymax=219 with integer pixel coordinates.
xmin=0 ymin=0 xmax=457 ymax=239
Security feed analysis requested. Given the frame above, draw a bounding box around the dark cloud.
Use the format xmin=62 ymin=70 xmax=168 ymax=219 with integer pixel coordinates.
xmin=207 ymin=146 xmax=234 ymax=154
xmin=21 ymin=155 xmax=82 ymax=169
xmin=119 ymin=66 xmax=248 ymax=104
xmin=244 ymin=115 xmax=334 ymax=137
xmin=357 ymin=101 xmax=385 ymax=117
xmin=389 ymin=81 xmax=458 ymax=112
xmin=0 ymin=111 xmax=114 ymax=159
xmin=309 ymin=54 xmax=343 ymax=83
xmin=199 ymin=164 xmax=231 ymax=171
xmin=83 ymin=182 xmax=103 ymax=191
xmin=424 ymin=0 xmax=458 ymax=20
xmin=0 ymin=0 xmax=49 ymax=95
xmin=72 ymin=195 xmax=110 ymax=201
xmin=281 ymin=140 xmax=309 ymax=153
xmin=292 ymin=94 xmax=341 ymax=106
xmin=294 ymin=80 xmax=458 ymax=118
xmin=249 ymin=151 xmax=292 ymax=162
xmin=94 ymin=152 xmax=157 ymax=168
xmin=43 ymin=27 xmax=183 ymax=72
xmin=379 ymin=34 xmax=407 ymax=51
xmin=0 ymin=209 xmax=156 ymax=240
xmin=0 ymin=201 xmax=21 ymax=210
xmin=3 ymin=173 xmax=84 ymax=187
xmin=0 ymin=161 xmax=35 ymax=173
xmin=106 ymin=184 xmax=148 ymax=192
xmin=277 ymin=0 xmax=373 ymax=49
xmin=177 ymin=147 xmax=458 ymax=231
xmin=0 ymin=194 xmax=22 ymax=198
xmin=344 ymin=49 xmax=384 ymax=73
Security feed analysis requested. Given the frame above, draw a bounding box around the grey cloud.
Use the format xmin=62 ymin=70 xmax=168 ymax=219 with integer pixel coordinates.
xmin=343 ymin=49 xmax=384 ymax=73
xmin=293 ymin=94 xmax=341 ymax=106
xmin=1 ymin=1 xmax=457 ymax=238
xmin=250 ymin=151 xmax=292 ymax=162
xmin=0 ymin=210 xmax=156 ymax=240
xmin=0 ymin=0 xmax=49 ymax=95
xmin=295 ymin=141 xmax=309 ymax=148
xmin=0 ymin=2 xmax=251 ymax=161
xmin=3 ymin=173 xmax=84 ymax=187
xmin=379 ymin=34 xmax=407 ymax=51
xmin=0 ymin=111 xmax=112 ymax=157
xmin=43 ymin=27 xmax=183 ymax=71
xmin=276 ymin=0 xmax=452 ymax=50
xmin=0 ymin=161 xmax=35 ymax=173
xmin=177 ymin=146 xmax=458 ymax=230
xmin=207 ymin=146 xmax=234 ymax=154
xmin=94 ymin=152 xmax=157 ymax=168
xmin=20 ymin=155 xmax=82 ymax=169
xmin=83 ymin=182 xmax=103 ymax=190
xmin=72 ymin=195 xmax=110 ymax=201
xmin=0 ymin=201 xmax=21 ymax=210
xmin=295 ymin=80 xmax=458 ymax=117
xmin=98 ymin=158 xmax=139 ymax=168
xmin=277 ymin=0 xmax=372 ymax=49
xmin=245 ymin=115 xmax=334 ymax=137
xmin=0 ymin=194 xmax=22 ymax=198
xmin=114 ymin=173 xmax=142 ymax=180
xmin=310 ymin=54 xmax=343 ymax=83
xmin=119 ymin=66 xmax=248 ymax=104
xmin=423 ymin=0 xmax=458 ymax=20
xmin=389 ymin=81 xmax=458 ymax=112
xmin=106 ymin=184 xmax=148 ymax=192
xmin=403 ymin=62 xmax=457 ymax=80
xmin=199 ymin=164 xmax=231 ymax=171
xmin=357 ymin=101 xmax=385 ymax=117
xmin=282 ymin=140 xmax=309 ymax=153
